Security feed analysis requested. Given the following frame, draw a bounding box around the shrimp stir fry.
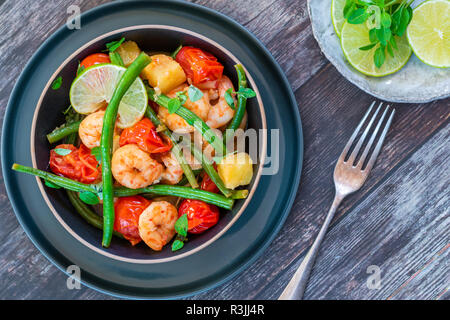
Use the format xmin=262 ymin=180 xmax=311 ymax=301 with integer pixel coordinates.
xmin=138 ymin=201 xmax=178 ymax=251
xmin=41 ymin=41 xmax=256 ymax=253
xmin=111 ymin=144 xmax=163 ymax=189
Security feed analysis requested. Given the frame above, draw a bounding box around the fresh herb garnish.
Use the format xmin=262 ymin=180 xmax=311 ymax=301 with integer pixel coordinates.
xmin=44 ymin=180 xmax=61 ymax=189
xmin=53 ymin=148 xmax=72 ymax=156
xmin=188 ymin=85 xmax=204 ymax=102
xmin=171 ymin=44 xmax=183 ymax=59
xmin=343 ymin=0 xmax=414 ymax=68
xmin=172 ymin=214 xmax=188 ymax=251
xmin=51 ymin=76 xmax=62 ymax=90
xmin=224 ymin=87 xmax=256 ymax=109
xmin=105 ymin=37 xmax=125 ymax=53
xmin=79 ymin=191 xmax=100 ymax=205
xmin=168 ymin=98 xmax=182 ymax=114
xmin=90 ymin=146 xmax=102 ymax=164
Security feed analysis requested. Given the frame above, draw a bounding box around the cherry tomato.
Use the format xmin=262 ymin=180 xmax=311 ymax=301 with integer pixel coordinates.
xmin=79 ymin=53 xmax=110 ymax=70
xmin=49 ymin=144 xmax=101 ymax=184
xmin=178 ymin=199 xmax=220 ymax=234
xmin=114 ymin=196 xmax=151 ymax=245
xmin=200 ymin=163 xmax=219 ymax=193
xmin=119 ymin=118 xmax=172 ymax=154
xmin=175 ymin=47 xmax=224 ymax=87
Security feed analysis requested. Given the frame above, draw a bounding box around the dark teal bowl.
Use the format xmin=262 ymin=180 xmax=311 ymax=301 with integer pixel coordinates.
xmin=2 ymin=0 xmax=303 ymax=298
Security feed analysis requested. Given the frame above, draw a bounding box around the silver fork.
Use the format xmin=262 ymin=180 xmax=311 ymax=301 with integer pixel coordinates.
xmin=279 ymin=101 xmax=395 ymax=300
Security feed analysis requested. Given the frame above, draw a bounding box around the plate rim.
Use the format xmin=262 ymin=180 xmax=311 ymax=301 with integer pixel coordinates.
xmin=1 ymin=0 xmax=304 ymax=299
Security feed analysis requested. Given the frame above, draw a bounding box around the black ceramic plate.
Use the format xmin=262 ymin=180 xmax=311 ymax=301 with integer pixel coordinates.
xmin=2 ymin=0 xmax=303 ymax=298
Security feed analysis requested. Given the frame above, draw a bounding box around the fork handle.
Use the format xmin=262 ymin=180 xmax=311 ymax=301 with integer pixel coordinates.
xmin=279 ymin=192 xmax=344 ymax=300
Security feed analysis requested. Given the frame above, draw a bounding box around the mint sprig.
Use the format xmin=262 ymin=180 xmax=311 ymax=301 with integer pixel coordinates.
xmin=343 ymin=0 xmax=414 ymax=69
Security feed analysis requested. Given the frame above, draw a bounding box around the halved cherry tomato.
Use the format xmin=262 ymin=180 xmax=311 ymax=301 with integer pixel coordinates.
xmin=114 ymin=196 xmax=151 ymax=245
xmin=200 ymin=163 xmax=220 ymax=194
xmin=79 ymin=53 xmax=110 ymax=70
xmin=119 ymin=118 xmax=172 ymax=154
xmin=178 ymin=199 xmax=220 ymax=234
xmin=49 ymin=144 xmax=101 ymax=184
xmin=175 ymin=46 xmax=224 ymax=87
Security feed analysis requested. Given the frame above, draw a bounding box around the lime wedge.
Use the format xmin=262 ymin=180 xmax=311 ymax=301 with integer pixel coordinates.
xmin=331 ymin=0 xmax=346 ymax=38
xmin=340 ymin=22 xmax=412 ymax=77
xmin=407 ymin=0 xmax=450 ymax=68
xmin=70 ymin=64 xmax=147 ymax=128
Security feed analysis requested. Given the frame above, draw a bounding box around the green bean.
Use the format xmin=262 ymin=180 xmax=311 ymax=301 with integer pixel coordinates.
xmin=190 ymin=143 xmax=233 ymax=198
xmin=231 ymin=189 xmax=249 ymax=199
xmin=100 ymin=52 xmax=151 ymax=247
xmin=224 ymin=64 xmax=248 ymax=143
xmin=12 ymin=164 xmax=235 ymax=210
xmin=109 ymin=51 xmax=124 ymax=67
xmin=114 ymin=186 xmax=234 ymax=210
xmin=177 ymin=169 xmax=203 ymax=186
xmin=147 ymin=87 xmax=227 ymax=156
xmin=46 ymin=121 xmax=81 ymax=144
xmin=145 ymin=106 xmax=199 ymax=188
xmin=66 ymin=190 xmax=123 ymax=238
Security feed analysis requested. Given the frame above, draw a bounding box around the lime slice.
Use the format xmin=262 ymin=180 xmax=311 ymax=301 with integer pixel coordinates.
xmin=331 ymin=0 xmax=346 ymax=38
xmin=70 ymin=64 xmax=147 ymax=128
xmin=407 ymin=0 xmax=450 ymax=68
xmin=341 ymin=22 xmax=412 ymax=77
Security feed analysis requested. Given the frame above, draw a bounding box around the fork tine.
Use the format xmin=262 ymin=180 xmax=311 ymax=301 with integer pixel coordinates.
xmin=356 ymin=105 xmax=389 ymax=168
xmin=339 ymin=101 xmax=376 ymax=161
xmin=363 ymin=108 xmax=395 ymax=172
xmin=348 ymin=102 xmax=383 ymax=164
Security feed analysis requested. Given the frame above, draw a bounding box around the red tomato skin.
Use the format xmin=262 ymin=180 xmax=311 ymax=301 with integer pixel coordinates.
xmin=175 ymin=47 xmax=224 ymax=86
xmin=49 ymin=144 xmax=100 ymax=184
xmin=114 ymin=196 xmax=151 ymax=245
xmin=200 ymin=163 xmax=220 ymax=194
xmin=80 ymin=53 xmax=110 ymax=70
xmin=119 ymin=118 xmax=172 ymax=154
xmin=178 ymin=199 xmax=220 ymax=234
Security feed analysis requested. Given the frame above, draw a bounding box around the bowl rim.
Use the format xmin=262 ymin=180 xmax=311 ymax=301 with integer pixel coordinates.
xmin=30 ymin=24 xmax=267 ymax=264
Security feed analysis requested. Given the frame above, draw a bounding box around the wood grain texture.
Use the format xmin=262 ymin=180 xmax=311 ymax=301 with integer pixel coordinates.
xmin=0 ymin=0 xmax=448 ymax=300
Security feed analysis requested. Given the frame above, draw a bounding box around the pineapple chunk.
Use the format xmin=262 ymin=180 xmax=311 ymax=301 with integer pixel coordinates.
xmin=217 ymin=152 xmax=253 ymax=189
xmin=140 ymin=54 xmax=186 ymax=94
xmin=116 ymin=41 xmax=141 ymax=67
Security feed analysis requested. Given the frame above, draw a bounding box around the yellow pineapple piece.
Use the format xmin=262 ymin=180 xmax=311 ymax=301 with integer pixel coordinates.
xmin=116 ymin=41 xmax=141 ymax=67
xmin=140 ymin=54 xmax=186 ymax=94
xmin=217 ymin=152 xmax=253 ymax=189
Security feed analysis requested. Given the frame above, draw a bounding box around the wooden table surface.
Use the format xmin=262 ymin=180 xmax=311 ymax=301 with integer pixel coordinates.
xmin=0 ymin=0 xmax=448 ymax=300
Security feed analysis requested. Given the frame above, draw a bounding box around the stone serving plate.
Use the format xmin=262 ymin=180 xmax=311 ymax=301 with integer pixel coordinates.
xmin=307 ymin=0 xmax=449 ymax=103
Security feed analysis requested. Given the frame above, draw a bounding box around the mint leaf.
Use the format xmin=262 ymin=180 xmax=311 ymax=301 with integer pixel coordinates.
xmin=374 ymin=46 xmax=385 ymax=68
xmin=53 ymin=148 xmax=72 ymax=156
xmin=51 ymin=76 xmax=62 ymax=90
xmin=348 ymin=8 xmax=369 ymax=24
xmin=171 ymin=239 xmax=184 ymax=252
xmin=79 ymin=191 xmax=99 ymax=205
xmin=90 ymin=146 xmax=102 ymax=163
xmin=174 ymin=213 xmax=188 ymax=237
xmin=343 ymin=0 xmax=356 ymax=19
xmin=171 ymin=44 xmax=183 ymax=59
xmin=396 ymin=7 xmax=410 ymax=37
xmin=236 ymin=87 xmax=256 ymax=99
xmin=188 ymin=85 xmax=203 ymax=102
xmin=359 ymin=43 xmax=377 ymax=51
xmin=176 ymin=91 xmax=187 ymax=105
xmin=77 ymin=62 xmax=85 ymax=75
xmin=168 ymin=98 xmax=181 ymax=114
xmin=386 ymin=42 xmax=394 ymax=58
xmin=369 ymin=28 xmax=378 ymax=43
xmin=224 ymin=88 xmax=235 ymax=109
xmin=381 ymin=11 xmax=391 ymax=28
xmin=44 ymin=180 xmax=61 ymax=189
xmin=105 ymin=37 xmax=125 ymax=52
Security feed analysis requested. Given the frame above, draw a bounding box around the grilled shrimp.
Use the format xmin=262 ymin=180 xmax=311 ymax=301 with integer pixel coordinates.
xmin=206 ymin=76 xmax=236 ymax=129
xmin=79 ymin=110 xmax=121 ymax=149
xmin=111 ymin=144 xmax=163 ymax=189
xmin=158 ymin=85 xmax=211 ymax=133
xmin=160 ymin=152 xmax=183 ymax=185
xmin=138 ymin=201 xmax=178 ymax=251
